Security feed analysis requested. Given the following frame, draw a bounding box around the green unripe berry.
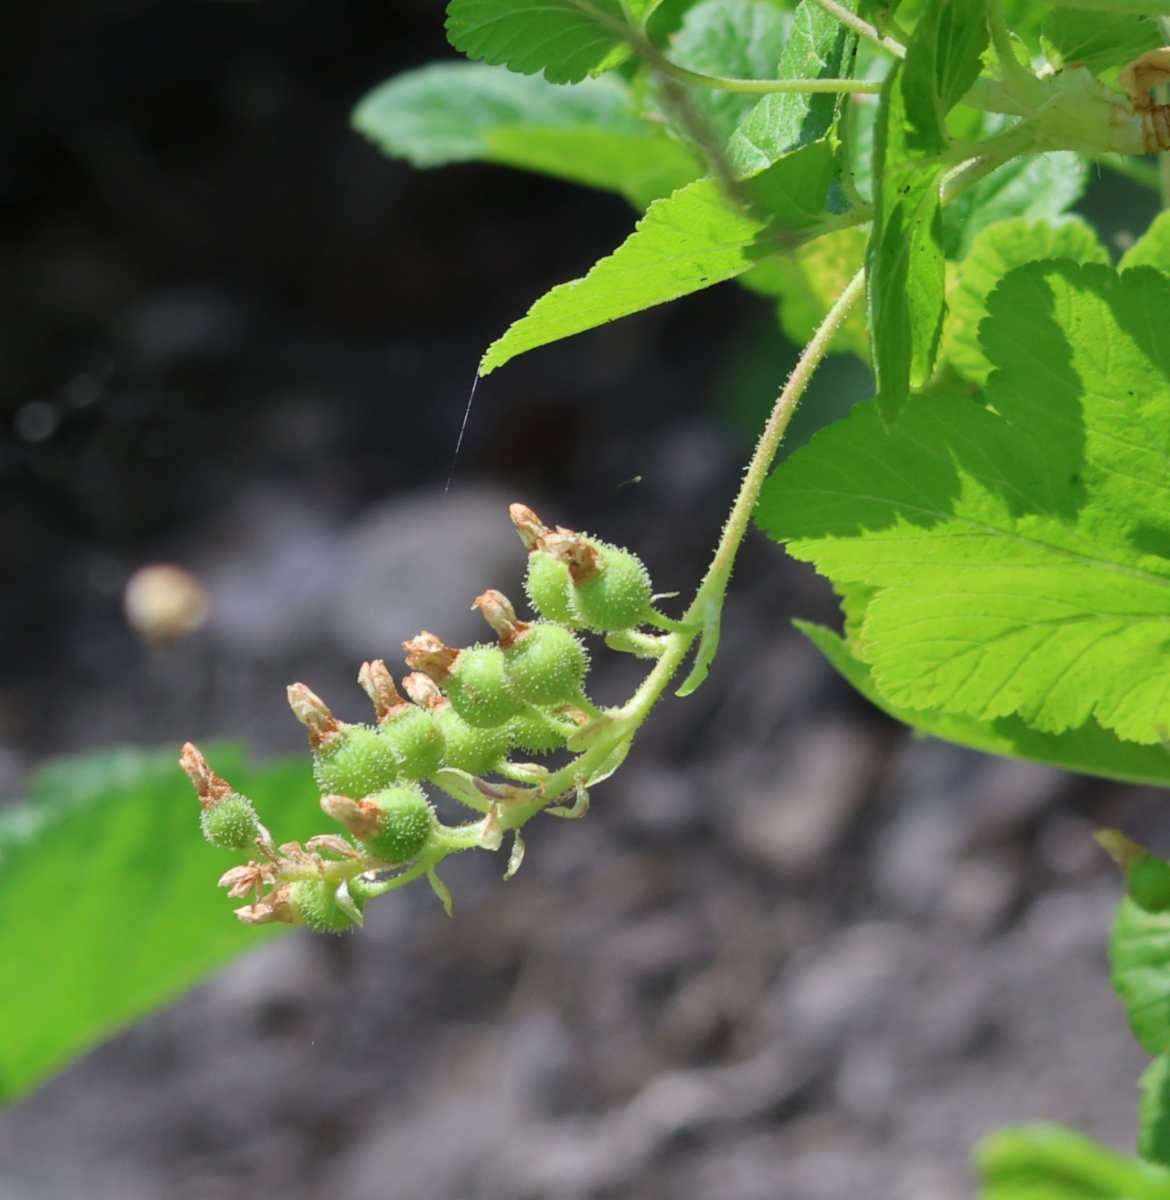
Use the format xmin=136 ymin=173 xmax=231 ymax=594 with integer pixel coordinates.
xmin=314 ymin=724 xmax=400 ymax=798
xmin=379 ymin=706 xmax=444 ymax=780
xmin=359 ymin=783 xmax=435 ymax=863
xmin=435 ymin=706 xmax=511 ymax=776
xmin=288 ymin=878 xmax=362 ymax=933
xmin=525 ymin=551 xmax=578 ymax=626
xmin=446 ymin=645 xmax=524 ymax=729
xmin=507 ymin=710 xmax=573 ymax=754
xmin=1127 ymin=854 xmax=1170 ymax=912
xmin=200 ymin=792 xmax=260 ymax=851
xmin=572 ymin=541 xmax=652 ymax=632
xmin=504 ymin=623 xmax=588 ymax=707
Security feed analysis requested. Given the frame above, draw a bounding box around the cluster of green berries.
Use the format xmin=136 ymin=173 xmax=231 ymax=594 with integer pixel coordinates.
xmin=181 ymin=504 xmax=664 ymax=933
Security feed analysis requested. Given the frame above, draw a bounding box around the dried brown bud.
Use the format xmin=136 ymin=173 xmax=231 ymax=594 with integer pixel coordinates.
xmin=542 ymin=526 xmax=601 ymax=584
xmin=472 ymin=590 xmax=529 ymax=647
xmin=179 ymin=742 xmax=234 ymax=810
xmin=217 ymin=862 xmax=275 ymax=900
xmin=358 ymin=659 xmax=408 ymax=722
xmin=234 ymin=884 xmax=297 ymax=926
xmin=286 ymin=683 xmax=341 ymax=749
xmin=320 ymin=793 xmax=382 ymax=840
xmin=509 ymin=503 xmax=547 ymax=551
xmin=403 ymin=631 xmax=459 ymax=683
xmin=402 ymin=671 xmax=446 ymax=710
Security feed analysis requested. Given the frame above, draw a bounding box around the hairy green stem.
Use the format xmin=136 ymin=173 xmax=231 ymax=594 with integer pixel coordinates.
xmin=652 ymin=57 xmax=884 ymax=96
xmin=809 ymin=0 xmax=905 ymax=59
xmin=680 ymin=267 xmax=867 ymax=662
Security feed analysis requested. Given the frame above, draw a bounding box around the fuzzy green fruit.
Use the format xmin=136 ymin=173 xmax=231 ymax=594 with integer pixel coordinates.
xmin=288 ymin=878 xmax=362 ymax=933
xmin=199 ymin=792 xmax=260 ymax=851
xmin=360 ymin=783 xmax=435 ymax=862
xmin=507 ymin=710 xmax=573 ymax=754
xmin=446 ymin=645 xmax=525 ymax=728
xmin=435 ymin=706 xmax=511 ymax=776
xmin=525 ymin=551 xmax=578 ymax=626
xmin=572 ymin=541 xmax=652 ymax=632
xmin=504 ymin=623 xmax=588 ymax=707
xmin=314 ymin=724 xmax=400 ymax=798
xmin=380 ymin=706 xmax=444 ymax=780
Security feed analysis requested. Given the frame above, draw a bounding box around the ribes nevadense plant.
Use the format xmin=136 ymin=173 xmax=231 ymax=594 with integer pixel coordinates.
xmin=180 ymin=0 xmax=1170 ymax=1191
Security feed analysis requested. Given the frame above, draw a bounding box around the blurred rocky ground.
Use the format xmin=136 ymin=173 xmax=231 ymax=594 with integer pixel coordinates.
xmin=0 ymin=2 xmax=1165 ymax=1198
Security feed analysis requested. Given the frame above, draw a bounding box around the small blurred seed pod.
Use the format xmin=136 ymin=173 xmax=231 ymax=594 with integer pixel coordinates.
xmin=124 ymin=564 xmax=209 ymax=644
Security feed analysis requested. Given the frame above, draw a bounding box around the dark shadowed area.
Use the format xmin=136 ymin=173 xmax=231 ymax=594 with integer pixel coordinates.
xmin=0 ymin=2 xmax=1165 ymax=1198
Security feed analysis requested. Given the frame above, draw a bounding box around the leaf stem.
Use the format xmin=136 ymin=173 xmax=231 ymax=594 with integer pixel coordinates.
xmin=986 ymin=0 xmax=1046 ymax=109
xmin=675 ymin=265 xmax=868 ymax=695
xmin=809 ymin=0 xmax=905 ymax=59
xmin=651 ymin=57 xmax=884 ymax=95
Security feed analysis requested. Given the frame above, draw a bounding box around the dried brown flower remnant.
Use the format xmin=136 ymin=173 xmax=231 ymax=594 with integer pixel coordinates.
xmin=402 ymin=671 xmax=446 ymax=710
xmin=179 ymin=742 xmax=233 ymax=809
xmin=357 ymin=659 xmax=409 ymax=722
xmin=234 ymin=884 xmax=297 ymax=926
xmin=403 ymin=631 xmax=459 ymax=683
xmin=286 ymin=683 xmax=341 ymax=749
xmin=472 ymin=589 xmax=529 ymax=647
xmin=508 ymin=503 xmax=601 ymax=583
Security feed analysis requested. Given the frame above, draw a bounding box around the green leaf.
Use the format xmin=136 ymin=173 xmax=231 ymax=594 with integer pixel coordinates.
xmin=1042 ymin=9 xmax=1163 ymax=75
xmin=800 ymin=620 xmax=1170 ymax=787
xmin=1113 ymin=898 xmax=1170 ymax=1055
xmin=666 ymin=0 xmax=793 ymax=143
xmin=1046 ymin=0 xmax=1170 ymax=17
xmin=742 ymin=224 xmax=870 ymax=356
xmin=975 ymin=1124 xmax=1170 ymax=1199
xmin=0 ymin=745 xmax=321 ymax=1102
xmin=1141 ymin=1055 xmax=1170 ymax=1168
xmin=726 ymin=0 xmax=859 ymax=178
xmin=868 ymin=75 xmax=945 ymax=420
xmin=1122 ymin=212 xmax=1170 ymax=275
xmin=945 ymin=216 xmax=1109 ymax=385
xmin=941 ymin=143 xmax=1088 ymax=260
xmin=353 ymin=63 xmax=700 ymax=207
xmin=759 ymin=260 xmax=1170 ymax=745
xmin=480 ymin=175 xmax=798 ymax=374
xmin=446 ymin=0 xmax=634 ymax=85
xmin=866 ymin=0 xmax=990 ymax=421
xmin=900 ymin=0 xmax=989 ymax=157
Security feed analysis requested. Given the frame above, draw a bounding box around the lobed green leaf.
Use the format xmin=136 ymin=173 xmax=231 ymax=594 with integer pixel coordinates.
xmin=1113 ymin=898 xmax=1170 ymax=1056
xmin=480 ymin=174 xmax=810 ymax=374
xmin=975 ymin=1123 xmax=1170 ymax=1198
xmin=1122 ymin=212 xmax=1170 ymax=276
xmin=1142 ymin=1055 xmax=1170 ymax=1168
xmin=760 ymin=260 xmax=1170 ymax=745
xmin=726 ymin=0 xmax=858 ymax=178
xmin=352 ymin=62 xmax=700 ymax=208
xmin=446 ymin=0 xmax=634 ymax=85
xmin=945 ymin=216 xmax=1108 ymax=385
xmin=0 ymin=745 xmax=320 ymax=1103
xmin=941 ymin=145 xmax=1088 ymax=260
xmin=1041 ymin=9 xmax=1163 ymax=75
xmin=1045 ymin=0 xmax=1170 ymax=16
xmin=800 ymin=621 xmax=1170 ymax=787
